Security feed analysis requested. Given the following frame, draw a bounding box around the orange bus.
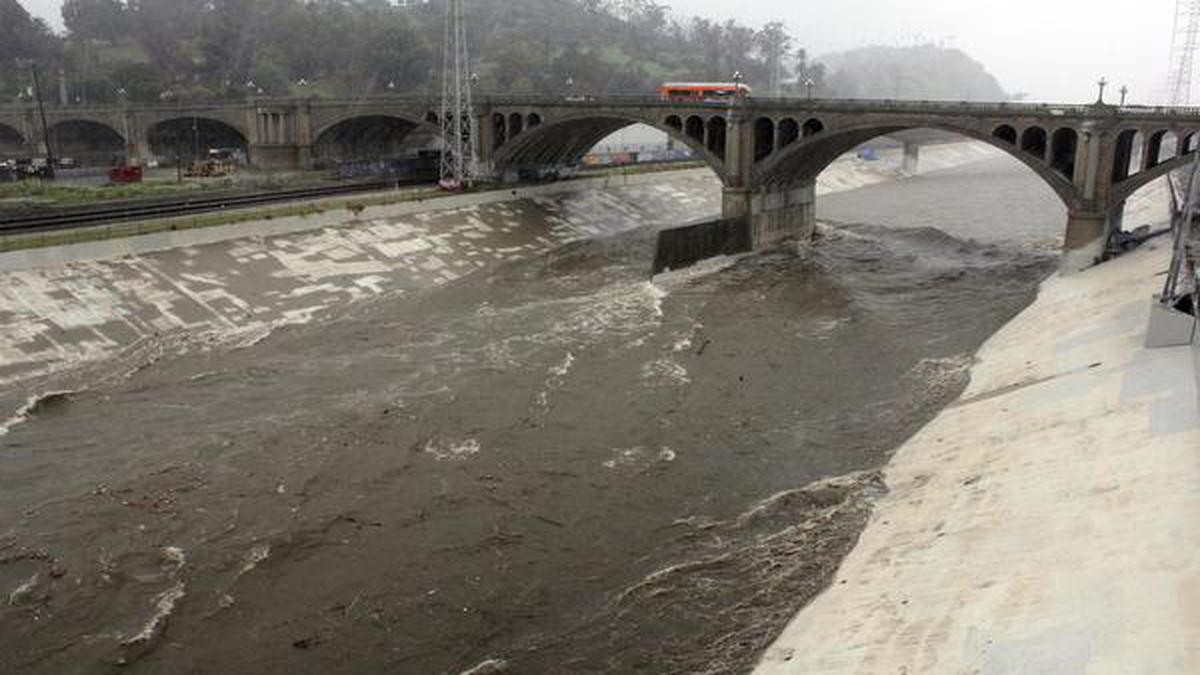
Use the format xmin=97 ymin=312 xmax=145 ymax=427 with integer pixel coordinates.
xmin=659 ymin=82 xmax=752 ymax=103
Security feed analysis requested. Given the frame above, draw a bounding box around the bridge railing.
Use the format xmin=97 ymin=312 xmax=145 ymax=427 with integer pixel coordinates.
xmin=7 ymin=94 xmax=1200 ymax=122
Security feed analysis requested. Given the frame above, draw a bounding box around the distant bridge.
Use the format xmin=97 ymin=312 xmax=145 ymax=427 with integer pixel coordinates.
xmin=3 ymin=94 xmax=1199 ymax=268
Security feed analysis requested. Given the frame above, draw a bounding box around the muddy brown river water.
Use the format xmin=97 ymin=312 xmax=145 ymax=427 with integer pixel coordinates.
xmin=2 ymin=155 xmax=1062 ymax=674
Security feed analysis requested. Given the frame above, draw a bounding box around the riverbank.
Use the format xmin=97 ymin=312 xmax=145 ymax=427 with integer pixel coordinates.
xmin=754 ymin=234 xmax=1200 ymax=672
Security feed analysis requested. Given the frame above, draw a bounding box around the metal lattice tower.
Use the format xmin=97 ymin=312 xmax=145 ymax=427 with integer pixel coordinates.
xmin=439 ymin=0 xmax=478 ymax=189
xmin=1167 ymin=0 xmax=1200 ymax=105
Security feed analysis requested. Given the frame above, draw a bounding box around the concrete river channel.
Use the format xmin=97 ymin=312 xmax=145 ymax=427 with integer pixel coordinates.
xmin=0 ymin=148 xmax=1086 ymax=673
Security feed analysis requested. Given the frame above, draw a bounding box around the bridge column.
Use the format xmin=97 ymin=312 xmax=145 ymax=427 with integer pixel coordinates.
xmin=1062 ymin=209 xmax=1111 ymax=271
xmin=723 ymin=180 xmax=817 ymax=249
xmin=902 ymin=141 xmax=919 ymax=176
xmin=294 ymin=103 xmax=314 ymax=169
xmin=720 ymin=111 xmax=816 ymax=249
xmin=475 ymin=105 xmax=495 ymax=179
xmin=1074 ymin=129 xmax=1102 ymax=199
xmin=247 ymin=104 xmax=303 ymax=170
xmin=123 ymin=110 xmax=149 ymax=167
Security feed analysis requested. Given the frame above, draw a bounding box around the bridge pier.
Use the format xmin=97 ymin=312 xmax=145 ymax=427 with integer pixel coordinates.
xmin=1061 ymin=209 xmax=1111 ymax=272
xmin=902 ymin=141 xmax=920 ymax=176
xmin=125 ymin=140 xmax=149 ymax=167
xmin=724 ymin=181 xmax=817 ymax=249
xmin=248 ymin=145 xmax=304 ymax=170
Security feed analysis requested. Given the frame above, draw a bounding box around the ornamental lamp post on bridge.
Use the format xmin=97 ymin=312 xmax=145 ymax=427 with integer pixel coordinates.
xmin=1096 ymin=77 xmax=1108 ymax=104
xmin=805 ymin=78 xmax=815 ymax=101
xmin=1120 ymin=85 xmax=1129 ymax=106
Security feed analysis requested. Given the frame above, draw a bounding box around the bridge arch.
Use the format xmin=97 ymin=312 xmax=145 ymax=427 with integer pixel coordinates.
xmin=1020 ymin=126 xmax=1048 ymax=159
xmin=778 ymin=118 xmax=800 ymax=148
xmin=993 ymin=124 xmax=1017 ymax=145
xmin=1111 ymin=138 xmax=1200 ymax=204
xmin=754 ymin=122 xmax=1083 ymax=211
xmin=1182 ymin=131 xmax=1197 ymax=155
xmin=754 ymin=117 xmax=775 ymax=161
xmin=1112 ymin=129 xmax=1139 ymax=182
xmin=1050 ymin=127 xmax=1078 ymax=181
xmin=146 ymin=117 xmax=249 ymax=164
xmin=312 ymin=114 xmax=434 ymax=163
xmin=0 ymin=122 xmax=25 ymax=156
xmin=1144 ymin=129 xmax=1169 ymax=170
xmin=50 ymin=120 xmax=126 ymax=166
xmin=706 ymin=117 xmax=727 ymax=155
xmin=490 ymin=112 xmax=732 ymax=185
xmin=491 ymin=113 xmax=507 ymax=148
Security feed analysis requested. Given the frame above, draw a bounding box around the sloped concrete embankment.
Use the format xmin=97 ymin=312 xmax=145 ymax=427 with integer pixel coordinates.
xmin=754 ymin=237 xmax=1200 ymax=673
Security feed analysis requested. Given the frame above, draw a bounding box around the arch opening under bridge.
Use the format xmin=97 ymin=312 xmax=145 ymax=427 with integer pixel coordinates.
xmin=754 ymin=121 xmax=1083 ymax=214
xmin=147 ymin=117 xmax=249 ymax=166
xmin=489 ymin=113 xmax=727 ymax=183
xmin=1108 ymin=124 xmax=1200 ymax=205
xmin=0 ymin=123 xmax=26 ymax=157
xmin=50 ymin=120 xmax=125 ymax=167
xmin=312 ymin=114 xmax=438 ymax=165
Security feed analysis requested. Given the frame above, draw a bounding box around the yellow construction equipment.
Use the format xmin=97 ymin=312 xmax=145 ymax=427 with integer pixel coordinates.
xmin=184 ymin=149 xmax=237 ymax=178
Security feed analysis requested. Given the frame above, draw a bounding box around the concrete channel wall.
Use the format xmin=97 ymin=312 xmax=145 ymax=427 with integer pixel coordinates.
xmin=754 ymin=238 xmax=1200 ymax=673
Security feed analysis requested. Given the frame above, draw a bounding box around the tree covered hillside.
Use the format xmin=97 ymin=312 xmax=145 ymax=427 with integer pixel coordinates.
xmin=821 ymin=44 xmax=1008 ymax=101
xmin=1 ymin=0 xmax=1009 ymax=105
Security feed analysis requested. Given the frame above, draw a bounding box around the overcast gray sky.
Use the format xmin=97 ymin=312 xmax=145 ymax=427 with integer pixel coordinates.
xmin=666 ymin=0 xmax=1177 ymax=103
xmin=20 ymin=0 xmax=1181 ymax=103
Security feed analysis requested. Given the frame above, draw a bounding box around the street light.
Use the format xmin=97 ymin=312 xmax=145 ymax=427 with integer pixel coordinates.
xmin=805 ymin=78 xmax=815 ymax=101
xmin=1095 ymin=77 xmax=1108 ymax=104
xmin=1119 ymin=85 xmax=1129 ymax=106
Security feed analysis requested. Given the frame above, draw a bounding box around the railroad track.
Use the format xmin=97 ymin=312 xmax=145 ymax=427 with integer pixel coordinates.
xmin=0 ymin=179 xmax=432 ymax=235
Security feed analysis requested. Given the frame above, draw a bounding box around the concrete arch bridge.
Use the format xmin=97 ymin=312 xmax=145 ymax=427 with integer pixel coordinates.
xmin=3 ymin=95 xmax=1199 ymax=268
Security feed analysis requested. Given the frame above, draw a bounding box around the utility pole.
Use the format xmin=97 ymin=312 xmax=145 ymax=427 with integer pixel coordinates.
xmin=30 ymin=62 xmax=55 ymax=180
xmin=439 ymin=0 xmax=478 ymax=190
